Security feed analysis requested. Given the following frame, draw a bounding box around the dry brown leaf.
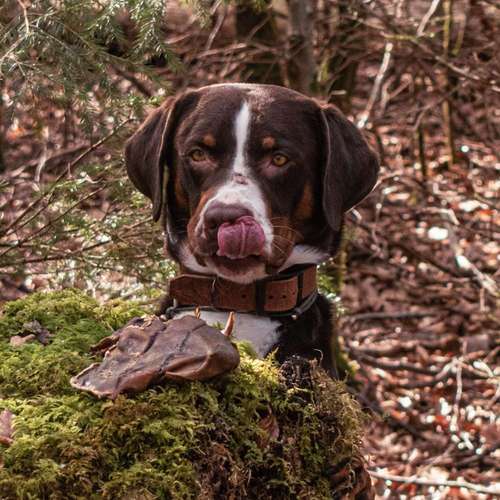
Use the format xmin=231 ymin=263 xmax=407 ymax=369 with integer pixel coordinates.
xmin=0 ymin=410 xmax=14 ymax=446
xmin=258 ymin=409 xmax=280 ymax=449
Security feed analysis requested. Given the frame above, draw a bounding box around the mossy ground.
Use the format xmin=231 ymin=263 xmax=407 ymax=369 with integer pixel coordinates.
xmin=0 ymin=290 xmax=364 ymax=499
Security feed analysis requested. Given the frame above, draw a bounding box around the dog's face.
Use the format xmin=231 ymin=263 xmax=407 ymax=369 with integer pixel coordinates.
xmin=125 ymin=84 xmax=378 ymax=283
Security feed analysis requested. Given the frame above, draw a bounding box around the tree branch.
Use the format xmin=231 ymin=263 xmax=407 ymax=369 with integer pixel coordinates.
xmin=369 ymin=470 xmax=500 ymax=496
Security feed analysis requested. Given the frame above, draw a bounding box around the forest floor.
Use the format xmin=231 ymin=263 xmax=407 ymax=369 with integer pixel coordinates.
xmin=339 ymin=133 xmax=499 ymax=498
xmin=1 ymin=64 xmax=499 ymax=500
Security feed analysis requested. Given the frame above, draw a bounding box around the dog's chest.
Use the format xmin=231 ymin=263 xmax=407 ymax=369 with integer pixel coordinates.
xmin=172 ymin=309 xmax=281 ymax=357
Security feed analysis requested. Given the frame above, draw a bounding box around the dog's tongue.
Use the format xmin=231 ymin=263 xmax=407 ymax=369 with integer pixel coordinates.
xmin=217 ymin=216 xmax=265 ymax=259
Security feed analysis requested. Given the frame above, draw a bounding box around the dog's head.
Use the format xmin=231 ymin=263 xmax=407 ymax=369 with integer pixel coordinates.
xmin=125 ymin=84 xmax=378 ymax=283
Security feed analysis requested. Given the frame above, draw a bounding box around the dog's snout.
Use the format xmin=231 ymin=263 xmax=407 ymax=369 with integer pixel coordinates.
xmin=204 ymin=203 xmax=252 ymax=230
xmin=232 ymin=173 xmax=248 ymax=185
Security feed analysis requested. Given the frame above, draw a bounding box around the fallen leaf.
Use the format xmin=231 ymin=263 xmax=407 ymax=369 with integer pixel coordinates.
xmin=258 ymin=409 xmax=280 ymax=449
xmin=463 ymin=334 xmax=491 ymax=354
xmin=22 ymin=320 xmax=53 ymax=345
xmin=0 ymin=410 xmax=14 ymax=446
xmin=10 ymin=334 xmax=36 ymax=347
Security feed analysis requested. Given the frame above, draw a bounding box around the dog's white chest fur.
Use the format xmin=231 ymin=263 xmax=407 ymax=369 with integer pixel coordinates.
xmin=172 ymin=309 xmax=281 ymax=358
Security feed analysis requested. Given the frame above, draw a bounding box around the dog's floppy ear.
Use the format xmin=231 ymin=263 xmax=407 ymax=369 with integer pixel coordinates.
xmin=125 ymin=93 xmax=194 ymax=222
xmin=320 ymin=105 xmax=379 ymax=231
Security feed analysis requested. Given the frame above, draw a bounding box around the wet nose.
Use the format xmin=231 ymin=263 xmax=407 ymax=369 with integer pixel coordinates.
xmin=204 ymin=203 xmax=252 ymax=230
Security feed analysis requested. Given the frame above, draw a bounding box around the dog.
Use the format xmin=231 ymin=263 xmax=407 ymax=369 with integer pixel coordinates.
xmin=125 ymin=83 xmax=379 ymax=378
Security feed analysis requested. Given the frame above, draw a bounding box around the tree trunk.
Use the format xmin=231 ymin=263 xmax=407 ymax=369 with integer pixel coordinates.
xmin=235 ymin=2 xmax=283 ymax=85
xmin=286 ymin=0 xmax=315 ymax=94
xmin=0 ymin=79 xmax=5 ymax=174
xmin=442 ymin=0 xmax=456 ymax=166
xmin=324 ymin=1 xmax=365 ymax=112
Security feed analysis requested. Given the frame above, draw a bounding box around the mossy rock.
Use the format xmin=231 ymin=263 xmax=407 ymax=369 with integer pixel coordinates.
xmin=0 ymin=290 xmax=367 ymax=499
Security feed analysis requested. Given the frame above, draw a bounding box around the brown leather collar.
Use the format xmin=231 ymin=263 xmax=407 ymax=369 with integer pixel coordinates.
xmin=167 ymin=265 xmax=318 ymax=318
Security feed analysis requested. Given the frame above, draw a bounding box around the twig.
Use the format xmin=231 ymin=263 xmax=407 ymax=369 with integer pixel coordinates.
xmin=0 ymin=187 xmax=106 ymax=259
xmin=358 ymin=41 xmax=394 ymax=128
xmin=350 ymin=335 xmax=456 ymax=358
xmin=392 ymin=239 xmax=463 ymax=278
xmin=369 ymin=470 xmax=500 ymax=496
xmin=111 ymin=65 xmax=153 ymax=97
xmin=350 ymin=385 xmax=427 ymax=440
xmin=450 ymin=355 xmax=463 ymax=433
xmin=454 ymin=441 xmax=500 ymax=467
xmin=19 ymin=143 xmax=87 ymax=172
xmin=5 ymin=240 xmax=111 ymax=265
xmin=16 ymin=0 xmax=30 ymax=35
xmin=350 ymin=217 xmax=465 ymax=279
xmin=391 ymin=361 xmax=454 ymax=389
xmin=67 ymin=117 xmax=133 ymax=174
xmin=204 ymin=2 xmax=226 ymax=52
xmin=455 ymin=254 xmax=498 ymax=296
xmin=416 ymin=0 xmax=442 ymax=37
xmin=410 ymin=38 xmax=500 ymax=93
xmin=349 ymin=311 xmax=437 ymax=322
xmin=0 ymin=118 xmax=132 ymax=238
xmin=350 ymin=349 xmax=440 ymax=375
xmin=353 ymin=9 xmax=500 ymax=92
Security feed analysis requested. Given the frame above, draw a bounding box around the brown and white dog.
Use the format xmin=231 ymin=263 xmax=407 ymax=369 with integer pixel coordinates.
xmin=125 ymin=83 xmax=378 ymax=377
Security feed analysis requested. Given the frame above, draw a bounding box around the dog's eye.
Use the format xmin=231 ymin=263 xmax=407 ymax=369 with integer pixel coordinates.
xmin=189 ymin=149 xmax=207 ymax=162
xmin=271 ymin=153 xmax=288 ymax=167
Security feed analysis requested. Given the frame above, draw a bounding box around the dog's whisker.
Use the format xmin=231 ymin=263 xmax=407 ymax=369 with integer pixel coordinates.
xmin=272 ymin=226 xmax=300 ymax=233
xmin=271 ymin=234 xmax=295 ymax=246
xmin=272 ymin=232 xmax=295 ymax=240
xmin=270 ymin=242 xmax=288 ymax=256
xmin=271 ymin=225 xmax=301 ymax=237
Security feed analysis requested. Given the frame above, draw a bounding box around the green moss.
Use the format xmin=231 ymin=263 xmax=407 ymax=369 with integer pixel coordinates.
xmin=0 ymin=290 xmax=365 ymax=499
xmin=0 ymin=289 xmax=144 ymax=398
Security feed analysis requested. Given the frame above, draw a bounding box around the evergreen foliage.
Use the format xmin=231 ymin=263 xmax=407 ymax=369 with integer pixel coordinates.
xmin=0 ymin=1 xmax=186 ymax=295
xmin=1 ymin=0 xmax=177 ymax=130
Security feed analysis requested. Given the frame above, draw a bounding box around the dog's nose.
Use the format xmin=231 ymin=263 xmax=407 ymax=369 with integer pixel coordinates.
xmin=204 ymin=203 xmax=252 ymax=230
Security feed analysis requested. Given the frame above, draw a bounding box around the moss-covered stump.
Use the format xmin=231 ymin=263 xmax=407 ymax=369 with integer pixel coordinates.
xmin=0 ymin=290 xmax=369 ymax=499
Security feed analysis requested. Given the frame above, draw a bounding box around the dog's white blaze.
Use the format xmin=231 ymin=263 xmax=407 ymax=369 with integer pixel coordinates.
xmin=195 ymin=101 xmax=274 ymax=269
xmin=233 ymin=102 xmax=251 ymax=175
xmin=172 ymin=309 xmax=280 ymax=358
